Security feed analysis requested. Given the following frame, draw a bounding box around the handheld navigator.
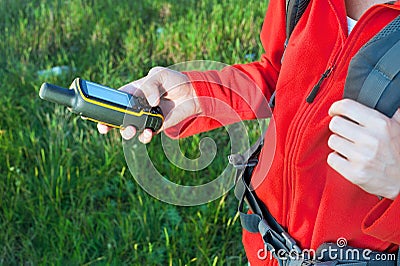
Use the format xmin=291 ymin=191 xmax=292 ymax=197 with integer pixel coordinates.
xmin=39 ymin=78 xmax=164 ymax=132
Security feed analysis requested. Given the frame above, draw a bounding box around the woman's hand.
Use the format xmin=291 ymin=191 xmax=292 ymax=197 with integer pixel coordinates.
xmin=97 ymin=67 xmax=201 ymax=143
xmin=328 ymin=99 xmax=400 ymax=200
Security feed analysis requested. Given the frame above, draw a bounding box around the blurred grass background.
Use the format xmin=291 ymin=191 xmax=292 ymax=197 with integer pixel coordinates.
xmin=0 ymin=0 xmax=268 ymax=265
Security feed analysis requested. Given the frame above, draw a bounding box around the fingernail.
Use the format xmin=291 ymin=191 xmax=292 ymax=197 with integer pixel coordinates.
xmin=144 ymin=129 xmax=152 ymax=138
xmin=121 ymin=126 xmax=135 ymax=140
xmin=138 ymin=134 xmax=144 ymax=143
xmin=141 ymin=130 xmax=152 ymax=144
xmin=97 ymin=124 xmax=108 ymax=134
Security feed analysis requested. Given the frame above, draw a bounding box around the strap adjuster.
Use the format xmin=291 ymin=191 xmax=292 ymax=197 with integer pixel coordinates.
xmin=282 ymin=231 xmax=302 ymax=254
xmin=228 ymin=154 xmax=259 ymax=169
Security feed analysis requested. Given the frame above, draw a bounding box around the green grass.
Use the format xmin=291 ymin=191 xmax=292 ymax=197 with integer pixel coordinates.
xmin=0 ymin=0 xmax=268 ymax=265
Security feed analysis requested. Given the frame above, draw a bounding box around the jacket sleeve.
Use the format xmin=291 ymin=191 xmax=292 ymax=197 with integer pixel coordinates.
xmin=165 ymin=0 xmax=286 ymax=139
xmin=362 ymin=196 xmax=400 ymax=245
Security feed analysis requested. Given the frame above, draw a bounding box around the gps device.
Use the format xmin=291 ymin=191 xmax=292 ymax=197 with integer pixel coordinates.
xmin=39 ymin=78 xmax=164 ymax=132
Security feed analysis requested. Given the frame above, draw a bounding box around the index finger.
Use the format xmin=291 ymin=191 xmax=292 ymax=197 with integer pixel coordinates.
xmin=328 ymin=99 xmax=384 ymax=127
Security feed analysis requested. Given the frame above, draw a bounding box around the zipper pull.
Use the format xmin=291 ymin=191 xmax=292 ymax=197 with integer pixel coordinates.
xmin=306 ymin=67 xmax=333 ymax=103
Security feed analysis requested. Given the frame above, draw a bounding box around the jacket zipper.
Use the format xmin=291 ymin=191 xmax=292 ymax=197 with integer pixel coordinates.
xmin=306 ymin=67 xmax=334 ymax=103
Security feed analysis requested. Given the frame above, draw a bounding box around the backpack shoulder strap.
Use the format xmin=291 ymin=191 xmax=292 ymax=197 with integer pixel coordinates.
xmin=344 ymin=14 xmax=400 ymax=118
xmin=270 ymin=0 xmax=312 ymax=108
xmin=285 ymin=0 xmax=312 ymax=47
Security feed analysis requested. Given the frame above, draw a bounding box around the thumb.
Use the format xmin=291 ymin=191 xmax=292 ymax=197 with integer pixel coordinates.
xmin=393 ymin=108 xmax=400 ymax=124
xmin=118 ymin=76 xmax=147 ymax=94
xmin=139 ymin=68 xmax=166 ymax=107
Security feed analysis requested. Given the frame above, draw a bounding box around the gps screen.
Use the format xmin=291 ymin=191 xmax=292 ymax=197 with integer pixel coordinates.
xmin=85 ymin=81 xmax=132 ymax=108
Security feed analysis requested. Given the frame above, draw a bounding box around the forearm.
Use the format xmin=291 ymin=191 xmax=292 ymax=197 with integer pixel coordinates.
xmin=163 ymin=61 xmax=278 ymax=139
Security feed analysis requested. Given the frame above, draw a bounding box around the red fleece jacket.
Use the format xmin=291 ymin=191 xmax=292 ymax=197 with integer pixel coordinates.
xmin=165 ymin=0 xmax=400 ymax=265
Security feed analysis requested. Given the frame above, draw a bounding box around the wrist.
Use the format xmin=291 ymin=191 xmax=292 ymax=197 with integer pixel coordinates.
xmin=192 ymin=93 xmax=202 ymax=115
xmin=183 ymin=75 xmax=202 ymax=116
